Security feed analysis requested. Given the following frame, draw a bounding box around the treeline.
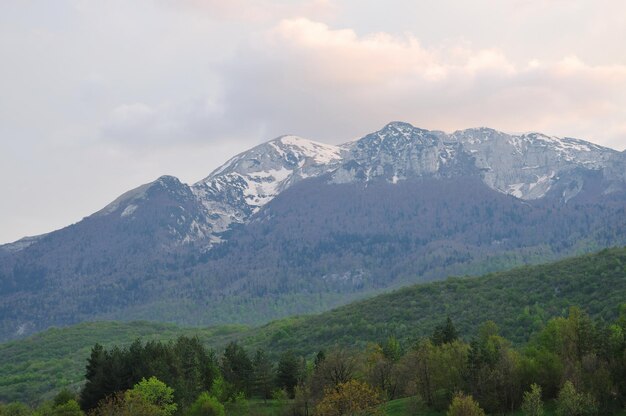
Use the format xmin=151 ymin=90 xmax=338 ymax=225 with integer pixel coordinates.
xmin=4 ymin=305 xmax=626 ymax=415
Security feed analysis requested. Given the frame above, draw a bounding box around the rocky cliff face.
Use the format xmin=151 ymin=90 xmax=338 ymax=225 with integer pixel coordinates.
xmin=331 ymin=122 xmax=621 ymax=202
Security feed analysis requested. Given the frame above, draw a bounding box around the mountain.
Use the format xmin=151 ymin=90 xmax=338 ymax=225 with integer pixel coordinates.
xmin=1 ymin=122 xmax=625 ymax=341
xmin=2 ymin=247 xmax=626 ymax=404
xmin=191 ymin=135 xmax=345 ymax=246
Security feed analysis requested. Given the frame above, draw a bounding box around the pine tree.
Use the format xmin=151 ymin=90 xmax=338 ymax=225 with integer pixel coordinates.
xmin=276 ymin=351 xmax=300 ymax=399
xmin=252 ymin=349 xmax=274 ymax=402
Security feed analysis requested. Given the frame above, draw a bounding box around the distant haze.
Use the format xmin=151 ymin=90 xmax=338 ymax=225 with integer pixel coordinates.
xmin=1 ymin=0 xmax=625 ymax=243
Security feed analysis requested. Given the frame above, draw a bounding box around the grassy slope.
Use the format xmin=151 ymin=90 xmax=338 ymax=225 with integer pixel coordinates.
xmin=1 ymin=247 xmax=625 ymax=404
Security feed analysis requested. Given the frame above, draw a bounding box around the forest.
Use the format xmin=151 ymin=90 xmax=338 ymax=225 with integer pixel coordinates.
xmin=3 ymin=305 xmax=626 ymax=416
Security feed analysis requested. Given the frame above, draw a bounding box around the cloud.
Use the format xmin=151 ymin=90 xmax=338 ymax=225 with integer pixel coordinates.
xmin=163 ymin=0 xmax=337 ymax=23
xmin=99 ymin=16 xmax=626 ymax=149
xmin=95 ymin=15 xmax=626 ymax=151
xmin=209 ymin=18 xmax=626 ymax=146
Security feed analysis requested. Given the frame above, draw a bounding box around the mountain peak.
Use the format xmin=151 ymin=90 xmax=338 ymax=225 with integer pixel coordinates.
xmin=382 ymin=121 xmax=418 ymax=130
xmin=377 ymin=121 xmax=429 ymax=138
xmin=269 ymin=135 xmax=344 ymax=165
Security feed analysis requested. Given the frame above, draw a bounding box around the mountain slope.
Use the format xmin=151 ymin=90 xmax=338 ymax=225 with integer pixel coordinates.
xmin=2 ymin=247 xmax=626 ymax=404
xmin=0 ymin=122 xmax=625 ymax=341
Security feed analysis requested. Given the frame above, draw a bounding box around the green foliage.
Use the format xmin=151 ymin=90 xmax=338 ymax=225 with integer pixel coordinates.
xmin=252 ymin=349 xmax=274 ymax=401
xmin=185 ymin=392 xmax=224 ymax=416
xmin=52 ymin=390 xmax=75 ymax=408
xmin=275 ymin=351 xmax=299 ymax=399
xmin=0 ymin=321 xmax=242 ymax=405
xmin=446 ymin=393 xmax=485 ymax=416
xmin=0 ymin=402 xmax=30 ymax=416
xmin=382 ymin=337 xmax=402 ymax=362
xmin=405 ymin=339 xmax=468 ymax=411
xmin=7 ymin=303 xmax=626 ymax=415
xmin=89 ymin=391 xmax=162 ymax=416
xmin=556 ymin=381 xmax=598 ymax=416
xmin=432 ymin=317 xmax=459 ymax=346
xmin=207 ymin=376 xmax=227 ymax=404
xmin=522 ymin=383 xmax=544 ymax=416
xmin=79 ymin=337 xmax=217 ymax=412
xmin=2 ymin=248 xmax=626 ymax=407
xmin=315 ymin=380 xmax=383 ymax=416
xmin=220 ymin=342 xmax=253 ymax=399
xmin=126 ymin=377 xmax=177 ymax=416
xmin=45 ymin=400 xmax=83 ymax=416
xmin=224 ymin=392 xmax=249 ymax=416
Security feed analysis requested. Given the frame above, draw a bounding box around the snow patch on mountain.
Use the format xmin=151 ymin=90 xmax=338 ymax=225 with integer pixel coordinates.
xmin=189 ymin=135 xmax=346 ymax=245
xmin=121 ymin=204 xmax=138 ymax=218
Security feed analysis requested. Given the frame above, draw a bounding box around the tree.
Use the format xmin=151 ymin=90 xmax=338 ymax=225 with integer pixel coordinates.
xmin=382 ymin=337 xmax=402 ymax=362
xmin=432 ymin=316 xmax=459 ymax=346
xmin=446 ymin=393 xmax=486 ymax=416
xmin=89 ymin=392 xmax=162 ymax=416
xmin=80 ymin=343 xmax=107 ymax=411
xmin=276 ymin=351 xmax=300 ymax=399
xmin=466 ymin=323 xmax=523 ymax=413
xmin=48 ymin=400 xmax=84 ymax=416
xmin=314 ymin=351 xmax=326 ymax=370
xmin=556 ymin=380 xmax=598 ymax=416
xmin=221 ymin=342 xmax=253 ymax=398
xmin=521 ymin=383 xmax=544 ymax=416
xmin=252 ymin=349 xmax=274 ymax=402
xmin=125 ymin=377 xmax=177 ymax=416
xmin=185 ymin=393 xmax=224 ymax=416
xmin=53 ymin=389 xmax=77 ymax=407
xmin=0 ymin=402 xmax=31 ymax=416
xmin=366 ymin=343 xmax=400 ymax=400
xmin=314 ymin=380 xmax=382 ymax=416
xmin=311 ymin=348 xmax=358 ymax=401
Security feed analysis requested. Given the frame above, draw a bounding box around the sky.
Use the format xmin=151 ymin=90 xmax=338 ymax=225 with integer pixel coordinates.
xmin=1 ymin=0 xmax=626 ymax=244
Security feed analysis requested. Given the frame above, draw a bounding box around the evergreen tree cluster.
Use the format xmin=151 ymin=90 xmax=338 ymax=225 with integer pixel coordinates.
xmin=80 ymin=336 xmax=218 ymax=411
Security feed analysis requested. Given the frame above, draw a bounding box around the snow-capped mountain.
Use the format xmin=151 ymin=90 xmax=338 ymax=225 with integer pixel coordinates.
xmin=332 ymin=122 xmax=621 ymax=201
xmin=451 ymin=127 xmax=618 ymax=200
xmin=190 ymin=136 xmax=345 ymax=244
xmin=73 ymin=122 xmax=624 ymax=250
xmin=1 ymin=122 xmax=625 ymax=341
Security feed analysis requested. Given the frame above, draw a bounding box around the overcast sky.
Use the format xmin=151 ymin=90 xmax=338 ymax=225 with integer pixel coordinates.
xmin=1 ymin=0 xmax=626 ymax=243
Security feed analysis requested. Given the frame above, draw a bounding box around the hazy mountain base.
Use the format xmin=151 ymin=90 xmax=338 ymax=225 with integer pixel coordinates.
xmin=1 ymin=247 xmax=625 ymax=405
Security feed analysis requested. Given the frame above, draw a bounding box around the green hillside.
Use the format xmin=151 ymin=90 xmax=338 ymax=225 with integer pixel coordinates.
xmin=2 ymin=247 xmax=625 ymax=404
xmin=247 ymin=246 xmax=626 ymax=355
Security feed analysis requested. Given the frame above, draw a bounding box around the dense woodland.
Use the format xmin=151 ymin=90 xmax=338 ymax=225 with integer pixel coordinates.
xmin=3 ymin=306 xmax=626 ymax=415
xmin=2 ymin=247 xmax=626 ymax=407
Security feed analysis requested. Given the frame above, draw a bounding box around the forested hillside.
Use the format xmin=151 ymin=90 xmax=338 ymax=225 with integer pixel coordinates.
xmin=1 ymin=247 xmax=625 ymax=405
xmin=5 ymin=306 xmax=626 ymax=415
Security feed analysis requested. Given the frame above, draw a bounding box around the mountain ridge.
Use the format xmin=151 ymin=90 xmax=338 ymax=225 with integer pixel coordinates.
xmin=1 ymin=122 xmax=625 ymax=341
xmin=3 ymin=122 xmax=622 ymax=250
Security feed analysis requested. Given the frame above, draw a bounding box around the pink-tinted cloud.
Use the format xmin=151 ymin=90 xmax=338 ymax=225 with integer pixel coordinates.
xmin=212 ymin=18 xmax=626 ymax=148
